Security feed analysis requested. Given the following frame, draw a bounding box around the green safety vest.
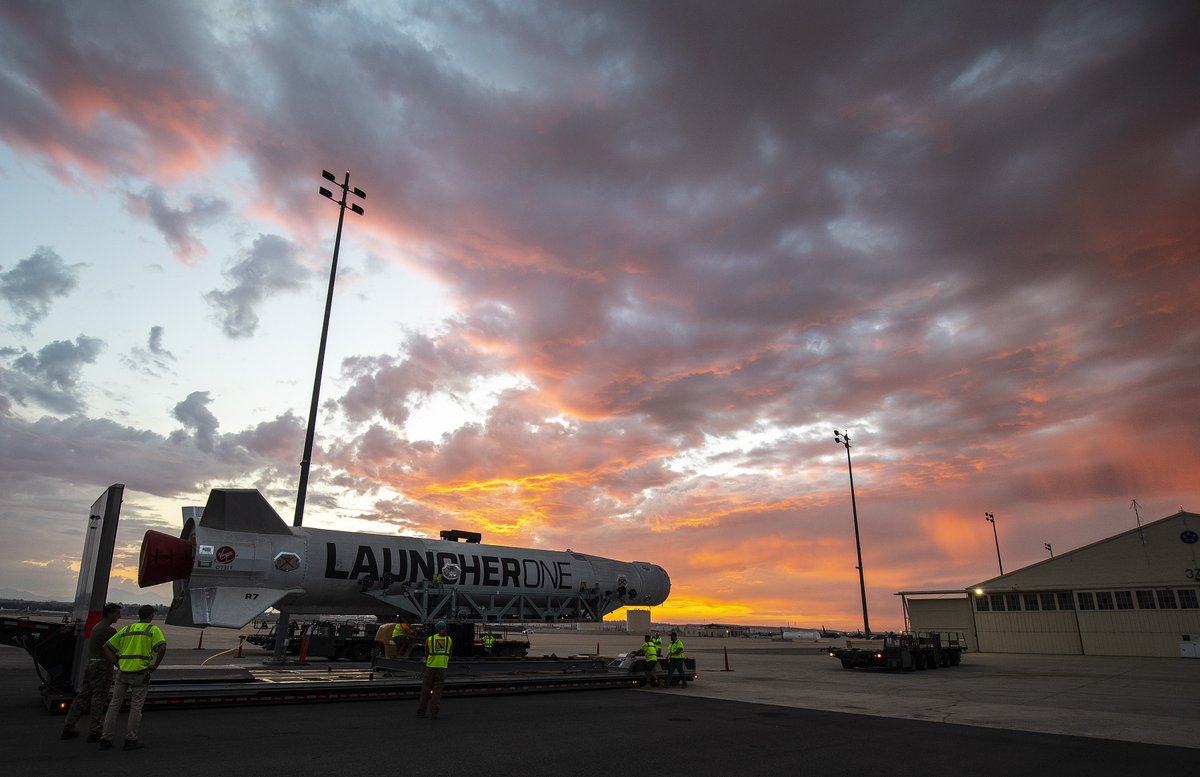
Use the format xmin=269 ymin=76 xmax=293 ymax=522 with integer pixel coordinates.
xmin=107 ymin=622 xmax=165 ymax=672
xmin=392 ymin=623 xmax=412 ymax=638
xmin=481 ymin=634 xmax=495 ymax=647
xmin=642 ymin=641 xmax=659 ymax=662
xmin=668 ymin=638 xmax=686 ymax=659
xmin=426 ymin=634 xmax=453 ymax=668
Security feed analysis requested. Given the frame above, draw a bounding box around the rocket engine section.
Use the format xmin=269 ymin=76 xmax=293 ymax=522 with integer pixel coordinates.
xmin=139 ymin=489 xmax=671 ymax=629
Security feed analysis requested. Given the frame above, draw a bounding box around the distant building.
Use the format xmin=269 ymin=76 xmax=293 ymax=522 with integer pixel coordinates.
xmin=695 ymin=623 xmax=748 ymax=638
xmin=626 ymin=609 xmax=651 ymax=634
xmin=901 ymin=510 xmax=1200 ymax=658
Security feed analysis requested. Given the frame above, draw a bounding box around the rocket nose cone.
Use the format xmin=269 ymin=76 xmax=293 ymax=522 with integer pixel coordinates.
xmin=640 ymin=565 xmax=671 ymax=605
xmin=138 ymin=530 xmax=194 ymax=587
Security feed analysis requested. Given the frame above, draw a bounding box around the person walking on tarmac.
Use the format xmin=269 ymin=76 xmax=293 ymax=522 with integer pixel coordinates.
xmin=480 ymin=631 xmax=496 ymax=657
xmin=639 ymin=634 xmax=661 ymax=687
xmin=99 ymin=604 xmax=166 ymax=751
xmin=61 ymin=603 xmax=122 ymax=742
xmin=416 ymin=620 xmax=453 ymax=719
xmin=666 ymin=631 xmax=688 ymax=688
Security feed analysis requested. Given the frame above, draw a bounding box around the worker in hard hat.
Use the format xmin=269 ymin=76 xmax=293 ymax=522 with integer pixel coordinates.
xmin=480 ymin=631 xmax=496 ymax=657
xmin=638 ymin=634 xmax=661 ymax=688
xmin=416 ymin=621 xmax=453 ymax=719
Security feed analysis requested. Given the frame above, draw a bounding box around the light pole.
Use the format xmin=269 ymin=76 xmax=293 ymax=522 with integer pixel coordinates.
xmin=833 ymin=429 xmax=870 ymax=637
xmin=984 ymin=512 xmax=1003 ymax=575
xmin=271 ymin=170 xmax=365 ymax=664
xmin=1044 ymin=542 xmax=1053 ymax=558
xmin=295 ymin=170 xmax=365 ymax=527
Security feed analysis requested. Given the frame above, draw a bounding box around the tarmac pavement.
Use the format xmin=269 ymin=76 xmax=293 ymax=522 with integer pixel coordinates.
xmin=1 ymin=624 xmax=1196 ymax=776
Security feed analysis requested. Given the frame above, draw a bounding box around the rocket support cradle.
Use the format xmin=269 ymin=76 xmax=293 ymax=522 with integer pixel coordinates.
xmin=139 ymin=489 xmax=670 ymax=628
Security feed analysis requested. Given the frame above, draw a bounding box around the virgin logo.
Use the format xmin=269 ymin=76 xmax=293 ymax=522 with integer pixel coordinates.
xmin=215 ymin=546 xmax=237 ymax=564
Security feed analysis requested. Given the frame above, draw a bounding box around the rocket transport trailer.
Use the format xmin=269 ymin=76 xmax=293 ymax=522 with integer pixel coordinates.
xmin=829 ymin=632 xmax=966 ymax=671
xmin=0 ymin=485 xmax=685 ymax=712
xmin=246 ymin=617 xmax=531 ymax=660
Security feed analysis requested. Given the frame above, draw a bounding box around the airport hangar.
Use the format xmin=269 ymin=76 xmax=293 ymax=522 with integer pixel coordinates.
xmin=898 ymin=510 xmax=1200 ymax=658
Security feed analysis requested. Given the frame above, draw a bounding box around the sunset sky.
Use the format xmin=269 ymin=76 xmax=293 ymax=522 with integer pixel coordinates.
xmin=1 ymin=1 xmax=1197 ymax=630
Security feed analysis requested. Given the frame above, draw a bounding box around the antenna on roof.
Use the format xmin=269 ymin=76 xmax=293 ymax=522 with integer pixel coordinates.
xmin=1130 ymin=499 xmax=1146 ymax=545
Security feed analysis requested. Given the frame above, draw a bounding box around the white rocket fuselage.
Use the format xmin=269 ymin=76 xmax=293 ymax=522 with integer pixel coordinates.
xmin=141 ymin=489 xmax=670 ymax=629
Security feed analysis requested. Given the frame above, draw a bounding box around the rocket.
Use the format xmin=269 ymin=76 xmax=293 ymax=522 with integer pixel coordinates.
xmin=139 ymin=489 xmax=671 ymax=629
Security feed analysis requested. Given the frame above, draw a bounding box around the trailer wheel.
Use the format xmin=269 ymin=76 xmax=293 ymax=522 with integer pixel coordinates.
xmin=949 ymin=652 xmax=961 ymax=666
xmin=348 ymin=643 xmax=373 ymax=662
xmin=840 ymin=660 xmax=854 ymax=670
xmin=914 ymin=653 xmax=926 ymax=670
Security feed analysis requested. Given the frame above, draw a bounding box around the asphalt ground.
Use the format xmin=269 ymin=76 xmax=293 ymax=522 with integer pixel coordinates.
xmin=1 ymin=625 xmax=1196 ymax=775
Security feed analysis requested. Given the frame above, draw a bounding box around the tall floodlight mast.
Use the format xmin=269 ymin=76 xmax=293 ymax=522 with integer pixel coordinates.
xmin=833 ymin=429 xmax=871 ymax=638
xmin=271 ymin=170 xmax=365 ymax=665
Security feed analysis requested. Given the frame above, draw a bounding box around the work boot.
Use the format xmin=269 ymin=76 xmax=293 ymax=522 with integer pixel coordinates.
xmin=98 ymin=739 xmax=113 ymax=751
xmin=123 ymin=739 xmax=144 ymax=751
xmin=60 ymin=728 xmax=79 ymax=740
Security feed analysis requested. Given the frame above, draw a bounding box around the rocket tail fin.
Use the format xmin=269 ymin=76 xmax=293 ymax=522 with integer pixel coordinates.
xmin=198 ymin=489 xmax=293 ymax=535
xmin=166 ymin=586 xmax=300 ymax=629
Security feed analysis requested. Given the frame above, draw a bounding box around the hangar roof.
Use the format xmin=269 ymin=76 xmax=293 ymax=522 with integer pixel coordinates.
xmin=969 ymin=510 xmax=1199 ymax=592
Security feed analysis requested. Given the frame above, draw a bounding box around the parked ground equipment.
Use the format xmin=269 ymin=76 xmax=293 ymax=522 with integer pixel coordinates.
xmin=830 ymin=632 xmax=966 ymax=671
xmin=376 ymin=621 xmax=531 ymax=659
xmin=246 ymin=618 xmax=381 ymax=661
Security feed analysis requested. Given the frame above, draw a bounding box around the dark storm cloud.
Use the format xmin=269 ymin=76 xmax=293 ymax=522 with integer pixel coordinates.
xmin=0 ymin=405 xmax=315 ymax=599
xmin=0 ymin=405 xmax=304 ymax=500
xmin=125 ymin=187 xmax=230 ymax=262
xmin=0 ymin=335 xmax=103 ymax=413
xmin=2 ymin=1 xmax=1199 ymax=624
xmin=171 ymin=390 xmax=219 ymax=453
xmin=0 ymin=1 xmax=231 ymax=180
xmin=122 ymin=325 xmax=176 ymax=377
xmin=0 ymin=247 xmax=81 ymax=330
xmin=204 ymin=234 xmax=310 ymax=339
xmin=338 ymin=330 xmax=506 ymax=427
xmin=147 ymin=326 xmax=170 ymax=357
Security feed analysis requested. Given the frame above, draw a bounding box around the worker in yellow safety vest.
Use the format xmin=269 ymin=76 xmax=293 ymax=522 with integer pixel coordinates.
xmin=416 ymin=621 xmax=453 ymax=719
xmin=99 ymin=604 xmax=166 ymax=750
xmin=639 ymin=634 xmax=661 ymax=687
xmin=392 ymin=621 xmax=414 ymax=655
xmin=480 ymin=632 xmax=496 ymax=657
xmin=61 ymin=603 xmax=122 ymax=742
xmin=666 ymin=631 xmax=688 ymax=688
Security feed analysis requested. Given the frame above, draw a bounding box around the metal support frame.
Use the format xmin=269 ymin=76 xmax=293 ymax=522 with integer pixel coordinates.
xmin=362 ymin=585 xmax=621 ymax=624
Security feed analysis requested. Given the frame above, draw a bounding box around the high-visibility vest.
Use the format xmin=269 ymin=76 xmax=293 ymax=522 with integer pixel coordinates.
xmin=481 ymin=634 xmax=495 ymax=648
xmin=426 ymin=634 xmax=453 ymax=668
xmin=107 ymin=622 xmax=165 ymax=672
xmin=642 ymin=641 xmax=659 ymax=662
xmin=668 ymin=638 xmax=686 ymax=659
xmin=392 ymin=623 xmax=412 ymax=638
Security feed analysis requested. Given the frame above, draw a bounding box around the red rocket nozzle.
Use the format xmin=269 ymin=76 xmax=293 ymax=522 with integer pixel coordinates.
xmin=138 ymin=530 xmax=194 ymax=587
